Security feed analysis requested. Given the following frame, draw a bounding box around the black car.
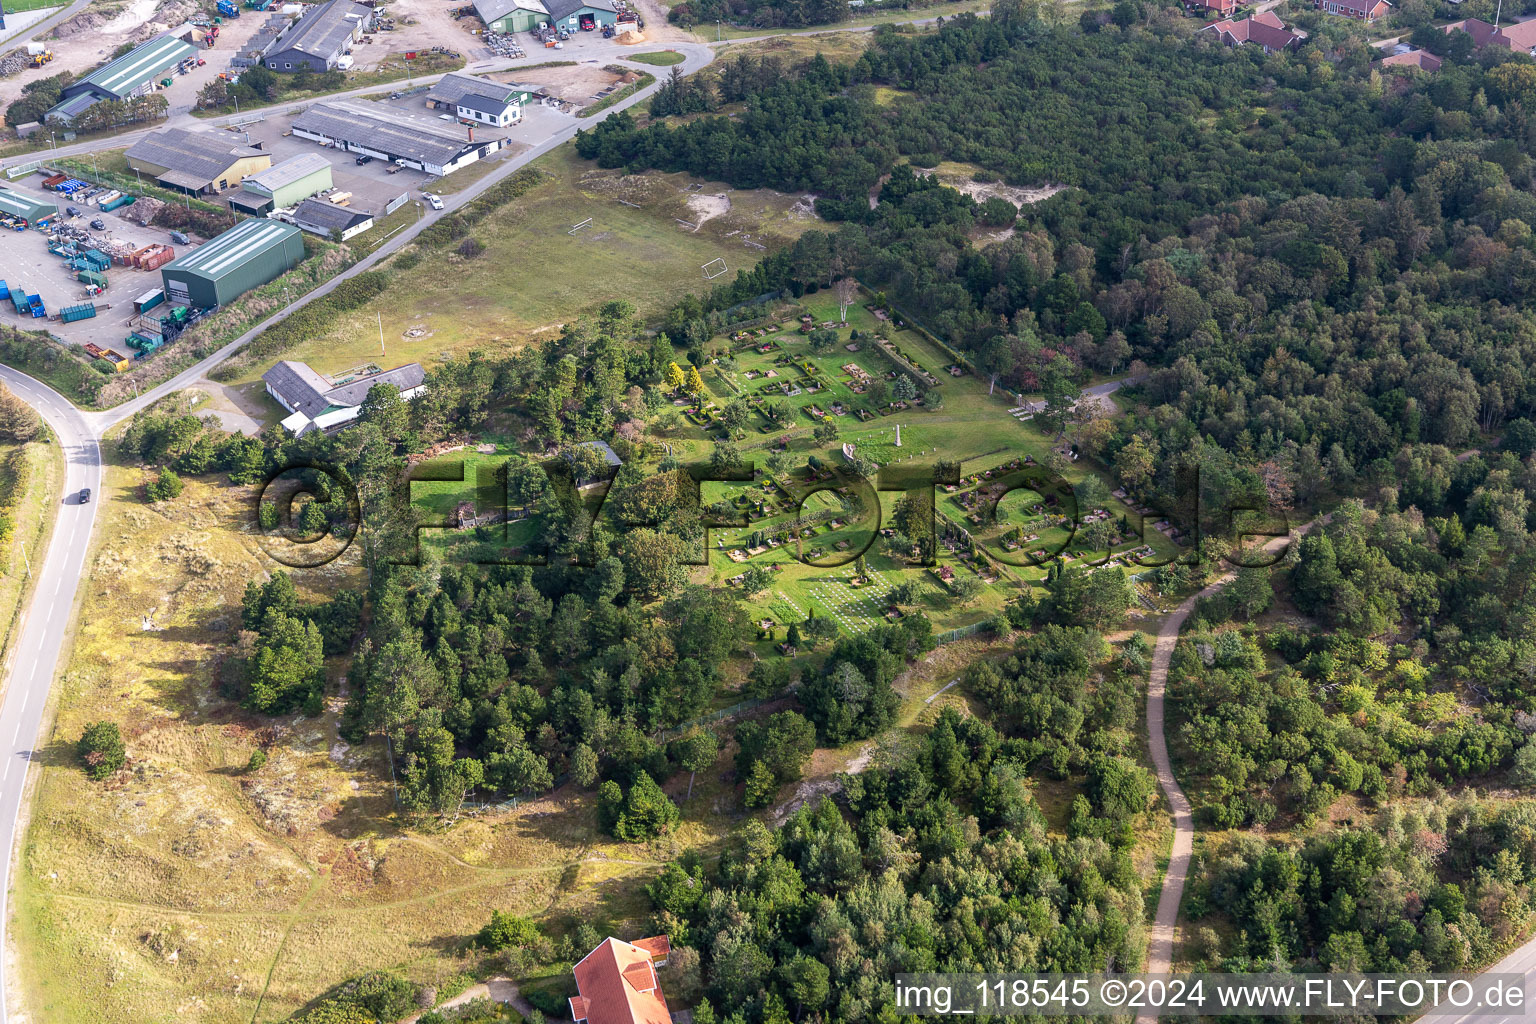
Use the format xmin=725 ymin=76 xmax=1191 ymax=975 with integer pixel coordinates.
xmin=79 ymin=488 xmax=91 ymax=504
xmin=89 ymin=219 xmax=105 ymax=230
xmin=66 ymin=206 xmax=80 ymax=217
xmin=355 ymin=154 xmax=373 ymax=165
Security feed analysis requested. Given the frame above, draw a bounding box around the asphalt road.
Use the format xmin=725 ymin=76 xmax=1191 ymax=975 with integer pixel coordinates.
xmin=0 ymin=365 xmax=99 ymax=1024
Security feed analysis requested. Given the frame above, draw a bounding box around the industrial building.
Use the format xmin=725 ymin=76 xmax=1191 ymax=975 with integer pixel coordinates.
xmin=473 ymin=0 xmax=550 ymax=33
xmin=46 ymin=33 xmax=199 ymax=122
xmin=424 ymin=72 xmax=533 ymax=112
xmin=263 ymin=359 xmax=426 ymax=435
xmin=126 ymin=127 xmax=272 ymax=194
xmin=263 ymin=0 xmax=373 ymax=72
xmin=231 ymin=152 xmax=334 ymax=214
xmin=0 ymin=187 xmax=58 ymax=228
xmin=291 ymin=197 xmax=374 ymax=241
xmin=160 ymin=219 xmax=305 ymax=309
xmin=291 ymin=100 xmax=508 ymax=176
xmin=545 ymin=0 xmax=619 ymax=32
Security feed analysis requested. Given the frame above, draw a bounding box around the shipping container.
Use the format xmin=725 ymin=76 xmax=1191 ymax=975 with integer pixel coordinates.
xmin=82 ymin=250 xmax=110 ymax=272
xmin=77 ymin=269 xmax=106 ymax=288
xmin=60 ymin=302 xmax=97 ymax=323
xmin=41 ymin=173 xmax=67 ymax=189
xmin=0 ymin=281 xmax=9 ymax=302
xmin=133 ymin=288 xmax=165 ymax=314
xmin=11 ymin=292 xmax=28 ymax=315
xmin=99 ymin=194 xmax=134 ymax=212
xmin=140 ymin=246 xmax=175 ymax=271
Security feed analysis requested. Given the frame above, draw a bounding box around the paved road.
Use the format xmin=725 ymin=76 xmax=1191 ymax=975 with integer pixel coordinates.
xmin=0 ymin=366 xmax=99 ymax=1024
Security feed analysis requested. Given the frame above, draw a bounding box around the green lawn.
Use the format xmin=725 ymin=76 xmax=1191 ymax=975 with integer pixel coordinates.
xmin=626 ymin=50 xmax=687 ymax=66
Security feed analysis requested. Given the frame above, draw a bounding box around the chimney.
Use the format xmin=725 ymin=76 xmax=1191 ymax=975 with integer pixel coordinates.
xmin=467 ymin=122 xmax=474 ymax=143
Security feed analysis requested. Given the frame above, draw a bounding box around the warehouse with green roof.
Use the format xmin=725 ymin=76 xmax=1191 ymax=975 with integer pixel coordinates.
xmin=0 ymin=187 xmax=57 ymax=228
xmin=47 ymin=33 xmax=198 ymax=122
xmin=160 ymin=219 xmax=306 ymax=309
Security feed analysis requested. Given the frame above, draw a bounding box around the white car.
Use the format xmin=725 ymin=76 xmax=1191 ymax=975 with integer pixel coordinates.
xmin=426 ymin=195 xmax=444 ymax=210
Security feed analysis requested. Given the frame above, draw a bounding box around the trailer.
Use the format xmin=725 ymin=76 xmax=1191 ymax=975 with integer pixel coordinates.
xmin=59 ymin=302 xmax=97 ymax=323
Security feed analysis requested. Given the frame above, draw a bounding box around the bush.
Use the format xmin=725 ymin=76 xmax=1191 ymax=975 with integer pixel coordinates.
xmin=456 ymin=237 xmax=486 ymax=258
xmin=477 ymin=909 xmax=539 ymax=950
xmin=247 ymin=749 xmax=267 ymax=772
xmin=77 ymin=721 xmax=125 ymax=780
xmin=332 ymin=970 xmax=417 ymax=1021
xmin=145 ymin=467 xmax=184 ymax=502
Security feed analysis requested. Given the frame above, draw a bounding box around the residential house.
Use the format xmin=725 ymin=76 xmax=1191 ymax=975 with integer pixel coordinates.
xmin=1201 ymin=11 xmax=1302 ymax=51
xmin=1439 ymin=16 xmax=1536 ymax=53
xmin=1185 ymin=0 xmax=1238 ymax=18
xmin=1314 ymin=0 xmax=1392 ymax=22
xmin=1442 ymin=16 xmax=1500 ymax=46
xmin=1376 ymin=48 xmax=1443 ymax=70
xmin=290 ymin=197 xmax=375 ymax=241
xmin=568 ymin=936 xmax=671 ymax=1024
xmin=456 ymin=92 xmax=520 ymax=127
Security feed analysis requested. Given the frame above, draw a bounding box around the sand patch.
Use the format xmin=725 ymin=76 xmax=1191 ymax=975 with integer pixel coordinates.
xmin=686 ymin=192 xmax=730 ymax=229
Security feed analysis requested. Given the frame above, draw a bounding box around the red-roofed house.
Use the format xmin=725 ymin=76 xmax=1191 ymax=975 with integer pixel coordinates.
xmin=1185 ymin=0 xmax=1239 ymax=17
xmin=1442 ymin=17 xmax=1500 ymax=47
xmin=1376 ymin=49 xmax=1444 ymax=70
xmin=1315 ymin=0 xmax=1391 ymax=21
xmin=569 ymin=936 xmax=672 ymax=1024
xmin=1200 ymin=11 xmax=1302 ymax=51
xmin=1494 ymin=17 xmax=1536 ymax=52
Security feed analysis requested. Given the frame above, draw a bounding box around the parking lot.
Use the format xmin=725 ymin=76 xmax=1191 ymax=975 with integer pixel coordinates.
xmin=0 ymin=180 xmax=201 ymax=350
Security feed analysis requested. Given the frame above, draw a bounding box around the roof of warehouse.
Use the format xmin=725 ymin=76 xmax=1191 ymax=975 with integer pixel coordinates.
xmin=426 ymin=71 xmax=521 ymax=105
xmin=81 ymin=34 xmax=199 ymax=97
xmin=293 ymin=198 xmax=372 ymax=232
xmin=127 ymin=127 xmax=268 ymax=184
xmin=270 ymin=0 xmax=371 ymax=59
xmin=244 ymin=153 xmax=333 ymax=193
xmin=324 ymin=363 xmax=425 ymax=407
xmin=0 ymin=188 xmax=54 ymax=219
xmin=546 ymin=0 xmax=617 ymax=19
xmin=165 ymin=219 xmax=302 ymax=278
xmin=46 ymin=92 xmax=100 ymax=121
xmin=473 ymin=0 xmax=550 ymax=22
xmin=292 ymin=100 xmax=494 ymax=166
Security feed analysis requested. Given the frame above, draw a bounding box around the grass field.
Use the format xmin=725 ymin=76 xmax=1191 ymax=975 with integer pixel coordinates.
xmin=626 ymin=50 xmax=687 ymax=65
xmin=704 ymin=0 xmax=993 ymax=39
xmin=0 ymin=439 xmax=61 ymax=663
xmin=221 ymin=144 xmax=820 ymax=388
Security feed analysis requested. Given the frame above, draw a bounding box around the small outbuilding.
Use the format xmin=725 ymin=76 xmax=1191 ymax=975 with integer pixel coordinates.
xmin=544 ymin=0 xmax=618 ymax=31
xmin=160 ymin=219 xmax=305 ymax=309
xmin=291 ymin=197 xmax=374 ymax=240
xmin=0 ymin=186 xmax=58 ymax=228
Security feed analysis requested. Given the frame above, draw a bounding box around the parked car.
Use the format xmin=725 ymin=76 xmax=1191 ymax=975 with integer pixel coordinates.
xmin=426 ymin=194 xmax=444 ymax=210
xmin=355 ymin=154 xmax=373 ymax=165
xmin=89 ymin=219 xmax=105 ymax=230
xmin=65 ymin=206 xmax=80 ymax=217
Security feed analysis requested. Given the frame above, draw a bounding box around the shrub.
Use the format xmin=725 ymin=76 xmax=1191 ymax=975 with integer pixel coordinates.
xmin=456 ymin=237 xmax=486 ymax=258
xmin=477 ymin=909 xmax=539 ymax=950
xmin=145 ymin=467 xmax=184 ymax=502
xmin=247 ymin=749 xmax=267 ymax=772
xmin=77 ymin=721 xmax=125 ymax=779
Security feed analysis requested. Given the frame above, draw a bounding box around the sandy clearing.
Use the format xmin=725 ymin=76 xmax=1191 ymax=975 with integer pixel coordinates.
xmin=944 ymin=176 xmax=1068 ymax=209
xmin=685 ymin=190 xmax=728 ymax=229
xmin=490 ymin=61 xmax=621 ymax=100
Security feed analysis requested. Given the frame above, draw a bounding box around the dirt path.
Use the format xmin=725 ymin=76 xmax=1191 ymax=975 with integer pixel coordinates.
xmin=403 ymin=978 xmax=537 ymax=1023
xmin=1137 ymin=519 xmax=1323 ymax=1007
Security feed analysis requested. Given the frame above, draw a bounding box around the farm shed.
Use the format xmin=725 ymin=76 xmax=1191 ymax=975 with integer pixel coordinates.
xmin=126 ymin=127 xmax=272 ymax=194
xmin=473 ymin=0 xmax=550 ymax=32
xmin=0 ymin=187 xmax=58 ymax=227
xmin=290 ymin=100 xmax=508 ymax=176
xmin=160 ymin=219 xmax=305 ymax=308
xmin=264 ymin=0 xmax=373 ymax=72
xmin=237 ymin=153 xmax=334 ymax=213
xmin=47 ymin=33 xmax=199 ymax=122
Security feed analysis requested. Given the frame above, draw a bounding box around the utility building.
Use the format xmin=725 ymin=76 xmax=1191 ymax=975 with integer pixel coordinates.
xmin=231 ymin=152 xmax=334 ymax=214
xmin=473 ymin=0 xmax=550 ymax=33
xmin=160 ymin=219 xmax=305 ymax=308
xmin=545 ymin=0 xmax=618 ymax=32
xmin=126 ymin=127 xmax=272 ymax=194
xmin=264 ymin=0 xmax=372 ymax=71
xmin=0 ymin=187 xmax=58 ymax=228
xmin=291 ymin=100 xmax=507 ymax=176
xmin=424 ymin=71 xmax=532 ymax=111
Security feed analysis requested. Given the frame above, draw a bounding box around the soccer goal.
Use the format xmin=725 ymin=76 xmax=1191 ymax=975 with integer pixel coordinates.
xmin=702 ymin=258 xmax=728 ymax=280
xmin=568 ymin=218 xmax=592 ymax=235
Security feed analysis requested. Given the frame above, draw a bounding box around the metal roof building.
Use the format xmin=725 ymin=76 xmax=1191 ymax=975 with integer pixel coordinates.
xmin=264 ymin=0 xmax=372 ymax=72
xmin=544 ymin=0 xmax=618 ymax=29
xmin=0 ymin=187 xmax=58 ymax=227
xmin=290 ymin=100 xmax=507 ymax=176
xmin=235 ymin=152 xmax=333 ymax=212
xmin=64 ymin=34 xmax=198 ymax=102
xmin=160 ymin=219 xmax=305 ymax=309
xmin=473 ymin=0 xmax=550 ymax=33
xmin=126 ymin=127 xmax=272 ymax=193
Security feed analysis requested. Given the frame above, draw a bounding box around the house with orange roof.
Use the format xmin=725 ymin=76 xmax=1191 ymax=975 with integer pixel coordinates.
xmin=569 ymin=936 xmax=673 ymax=1024
xmin=1200 ymin=11 xmax=1302 ymax=51
xmin=1438 ymin=16 xmax=1536 ymax=53
xmin=1376 ymin=49 xmax=1444 ymax=71
xmin=1314 ymin=0 xmax=1392 ymax=21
